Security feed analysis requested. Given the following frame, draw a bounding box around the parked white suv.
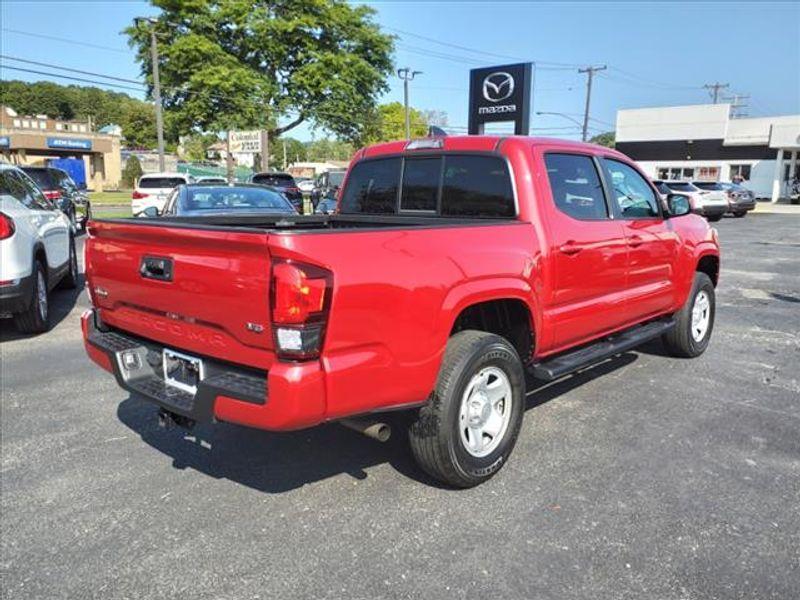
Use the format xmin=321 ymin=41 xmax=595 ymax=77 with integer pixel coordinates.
xmin=132 ymin=172 xmax=191 ymax=216
xmin=0 ymin=163 xmax=78 ymax=333
xmin=654 ymin=180 xmax=728 ymax=222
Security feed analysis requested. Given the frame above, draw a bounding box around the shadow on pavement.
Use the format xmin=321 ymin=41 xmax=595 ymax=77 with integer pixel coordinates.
xmin=116 ymin=351 xmax=639 ymax=493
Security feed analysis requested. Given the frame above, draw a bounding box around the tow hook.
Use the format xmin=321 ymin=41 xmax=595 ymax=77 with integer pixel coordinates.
xmin=158 ymin=408 xmax=196 ymax=431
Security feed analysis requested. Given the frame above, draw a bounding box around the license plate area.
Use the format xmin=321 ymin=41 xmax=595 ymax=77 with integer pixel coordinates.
xmin=163 ymin=349 xmax=204 ymax=395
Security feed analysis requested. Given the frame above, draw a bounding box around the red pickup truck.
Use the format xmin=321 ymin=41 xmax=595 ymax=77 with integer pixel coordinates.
xmin=82 ymin=136 xmax=720 ymax=487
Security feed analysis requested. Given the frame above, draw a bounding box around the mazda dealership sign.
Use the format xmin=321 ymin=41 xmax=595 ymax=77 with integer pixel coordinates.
xmin=468 ymin=63 xmax=532 ymax=135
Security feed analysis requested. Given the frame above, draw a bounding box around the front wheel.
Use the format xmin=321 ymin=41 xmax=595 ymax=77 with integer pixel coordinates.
xmin=409 ymin=331 xmax=525 ymax=488
xmin=707 ymin=215 xmax=723 ymax=222
xmin=733 ymin=211 xmax=747 ymax=218
xmin=662 ymin=272 xmax=715 ymax=358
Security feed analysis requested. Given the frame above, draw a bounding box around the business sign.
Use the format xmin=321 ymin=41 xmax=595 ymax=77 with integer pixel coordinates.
xmin=468 ymin=63 xmax=532 ymax=135
xmin=228 ymin=130 xmax=262 ymax=153
xmin=46 ymin=137 xmax=92 ymax=151
xmin=0 ymin=136 xmax=9 ymax=148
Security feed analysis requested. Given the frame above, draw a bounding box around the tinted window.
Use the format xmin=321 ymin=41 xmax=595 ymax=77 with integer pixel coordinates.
xmin=601 ymin=159 xmax=660 ymax=218
xmin=327 ymin=171 xmax=346 ymax=187
xmin=21 ymin=168 xmax=54 ymax=190
xmin=139 ymin=177 xmax=186 ymax=189
xmin=1 ymin=171 xmax=34 ymax=207
xmin=441 ymin=155 xmax=514 ymax=217
xmin=252 ymin=174 xmax=295 ymax=187
xmin=339 ymin=158 xmax=400 ymax=214
xmin=11 ymin=170 xmax=52 ymax=210
xmin=544 ymin=153 xmax=607 ymax=220
xmin=401 ymin=157 xmax=440 ymax=211
xmin=654 ymin=182 xmax=671 ymax=195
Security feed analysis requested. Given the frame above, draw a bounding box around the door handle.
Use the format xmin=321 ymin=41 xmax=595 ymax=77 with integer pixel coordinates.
xmin=627 ymin=235 xmax=644 ymax=248
xmin=558 ymin=241 xmax=583 ymax=255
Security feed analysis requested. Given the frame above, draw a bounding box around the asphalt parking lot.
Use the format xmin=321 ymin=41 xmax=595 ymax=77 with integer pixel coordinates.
xmin=1 ymin=214 xmax=798 ymax=600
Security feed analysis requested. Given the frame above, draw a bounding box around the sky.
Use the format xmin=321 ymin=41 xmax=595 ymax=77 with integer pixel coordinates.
xmin=1 ymin=0 xmax=799 ymax=142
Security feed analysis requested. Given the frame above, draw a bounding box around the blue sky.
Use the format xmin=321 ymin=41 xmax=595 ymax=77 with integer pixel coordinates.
xmin=1 ymin=1 xmax=798 ymax=141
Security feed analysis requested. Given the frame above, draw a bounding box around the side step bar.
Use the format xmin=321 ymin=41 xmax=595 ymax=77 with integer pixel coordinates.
xmin=530 ymin=318 xmax=675 ymax=381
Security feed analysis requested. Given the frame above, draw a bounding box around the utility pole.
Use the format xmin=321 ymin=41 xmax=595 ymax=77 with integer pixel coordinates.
xmin=397 ymin=67 xmax=422 ymax=140
xmin=136 ymin=18 xmax=166 ymax=172
xmin=724 ymin=93 xmax=750 ymax=118
xmin=578 ymin=65 xmax=606 ymax=142
xmin=282 ymin=138 xmax=287 ymax=170
xmin=704 ymin=82 xmax=729 ymax=104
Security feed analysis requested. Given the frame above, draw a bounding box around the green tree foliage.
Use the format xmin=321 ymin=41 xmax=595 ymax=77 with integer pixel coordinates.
xmin=270 ymin=137 xmax=307 ymax=169
xmin=126 ymin=0 xmax=394 ymax=143
xmin=121 ymin=155 xmax=144 ymax=188
xmin=589 ymin=131 xmax=615 ymax=148
xmin=0 ymin=80 xmax=159 ymax=148
xmin=363 ymin=102 xmax=428 ymax=143
xmin=305 ymin=138 xmax=354 ymax=162
xmin=181 ymin=133 xmax=219 ymax=161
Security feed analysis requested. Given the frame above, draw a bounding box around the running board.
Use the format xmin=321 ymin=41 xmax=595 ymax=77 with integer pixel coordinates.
xmin=530 ymin=318 xmax=675 ymax=381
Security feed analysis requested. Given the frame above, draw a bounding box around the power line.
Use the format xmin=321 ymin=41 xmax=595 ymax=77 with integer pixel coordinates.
xmin=2 ymin=55 xmax=145 ymax=86
xmin=1 ymin=65 xmax=147 ymax=93
xmin=1 ymin=28 xmax=130 ymax=54
xmin=704 ymin=82 xmax=729 ymax=103
xmin=578 ymin=65 xmax=606 ymax=142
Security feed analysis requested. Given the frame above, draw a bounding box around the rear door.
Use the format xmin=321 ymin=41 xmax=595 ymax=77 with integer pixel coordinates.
xmin=600 ymin=158 xmax=679 ymax=321
xmin=15 ymin=170 xmax=69 ymax=269
xmin=541 ymin=152 xmax=630 ymax=350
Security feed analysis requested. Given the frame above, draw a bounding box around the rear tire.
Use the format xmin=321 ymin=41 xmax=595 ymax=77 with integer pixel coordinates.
xmin=14 ymin=261 xmax=50 ymax=334
xmin=707 ymin=215 xmax=722 ymax=222
xmin=58 ymin=237 xmax=79 ymax=289
xmin=733 ymin=211 xmax=746 ymax=218
xmin=662 ymin=272 xmax=715 ymax=358
xmin=409 ymin=330 xmax=525 ymax=488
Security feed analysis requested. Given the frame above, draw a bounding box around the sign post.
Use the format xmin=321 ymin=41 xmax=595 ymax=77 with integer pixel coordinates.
xmin=468 ymin=63 xmax=532 ymax=136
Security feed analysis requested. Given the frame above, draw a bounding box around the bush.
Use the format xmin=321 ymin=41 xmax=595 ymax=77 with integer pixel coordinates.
xmin=121 ymin=156 xmax=143 ymax=188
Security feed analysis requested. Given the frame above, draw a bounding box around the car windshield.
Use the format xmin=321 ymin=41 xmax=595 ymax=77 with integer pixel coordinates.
xmin=328 ymin=171 xmax=346 ymax=187
xmin=139 ymin=177 xmax=186 ymax=188
xmin=181 ymin=186 xmax=294 ymax=213
xmin=252 ymin=174 xmax=295 ymax=187
xmin=693 ymin=182 xmax=724 ymax=191
xmin=665 ymin=182 xmax=698 ymax=192
xmin=21 ymin=169 xmax=53 ymax=189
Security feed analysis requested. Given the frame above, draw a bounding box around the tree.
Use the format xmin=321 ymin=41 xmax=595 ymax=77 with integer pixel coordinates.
xmin=269 ymin=137 xmax=307 ymax=169
xmin=121 ymin=155 xmax=144 ymax=188
xmin=126 ymin=0 xmax=394 ymax=143
xmin=363 ymin=102 xmax=428 ymax=143
xmin=589 ymin=131 xmax=615 ymax=148
xmin=305 ymin=138 xmax=354 ymax=162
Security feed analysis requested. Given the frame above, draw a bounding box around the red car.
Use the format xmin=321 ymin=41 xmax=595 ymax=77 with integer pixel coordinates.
xmin=82 ymin=136 xmax=720 ymax=487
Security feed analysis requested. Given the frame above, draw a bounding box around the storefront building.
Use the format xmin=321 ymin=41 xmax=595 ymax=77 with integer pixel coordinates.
xmin=0 ymin=105 xmax=121 ymax=190
xmin=615 ymin=104 xmax=800 ymax=201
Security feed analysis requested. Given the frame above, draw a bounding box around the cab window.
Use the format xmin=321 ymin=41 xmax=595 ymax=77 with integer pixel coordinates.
xmin=601 ymin=159 xmax=660 ymax=219
xmin=544 ymin=153 xmax=608 ymax=220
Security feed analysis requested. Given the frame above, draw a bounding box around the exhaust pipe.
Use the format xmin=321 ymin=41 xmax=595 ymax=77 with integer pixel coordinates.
xmin=339 ymin=417 xmax=391 ymax=442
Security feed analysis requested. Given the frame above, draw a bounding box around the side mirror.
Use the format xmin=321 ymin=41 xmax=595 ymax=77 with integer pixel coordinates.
xmin=141 ymin=206 xmax=160 ymax=218
xmin=667 ymin=194 xmax=691 ymax=217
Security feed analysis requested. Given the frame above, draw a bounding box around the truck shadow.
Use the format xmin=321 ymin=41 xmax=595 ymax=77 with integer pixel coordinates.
xmin=115 ymin=352 xmax=639 ymax=493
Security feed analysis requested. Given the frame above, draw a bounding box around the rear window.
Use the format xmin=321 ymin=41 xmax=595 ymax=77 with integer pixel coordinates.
xmin=139 ymin=177 xmax=186 ymax=189
xmin=693 ymin=182 xmax=723 ymax=190
xmin=666 ymin=182 xmax=697 ymax=192
xmin=441 ymin=155 xmax=514 ymax=217
xmin=339 ymin=154 xmax=515 ymax=218
xmin=252 ymin=174 xmax=295 ymax=187
xmin=182 ymin=187 xmax=292 ymax=212
xmin=339 ymin=158 xmax=401 ymax=214
xmin=21 ymin=168 xmax=54 ymax=190
xmin=328 ymin=171 xmax=346 ymax=187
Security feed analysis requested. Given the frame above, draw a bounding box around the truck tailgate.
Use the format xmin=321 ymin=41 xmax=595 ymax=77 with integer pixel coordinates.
xmin=86 ymin=220 xmax=274 ymax=369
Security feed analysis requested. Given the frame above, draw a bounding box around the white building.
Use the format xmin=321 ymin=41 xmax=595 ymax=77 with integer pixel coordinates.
xmin=615 ymin=104 xmax=800 ymax=201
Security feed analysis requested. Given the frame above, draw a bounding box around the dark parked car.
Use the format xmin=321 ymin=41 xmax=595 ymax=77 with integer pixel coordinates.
xmin=250 ymin=172 xmax=303 ymax=211
xmin=150 ymin=184 xmax=297 ymax=218
xmin=21 ymin=166 xmax=90 ymax=228
xmin=717 ymin=182 xmax=757 ymax=217
xmin=311 ymin=169 xmax=346 ymax=207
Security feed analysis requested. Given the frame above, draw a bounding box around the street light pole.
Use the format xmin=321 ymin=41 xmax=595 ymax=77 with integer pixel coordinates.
xmin=397 ymin=67 xmax=422 ymax=140
xmin=137 ymin=17 xmax=166 ymax=172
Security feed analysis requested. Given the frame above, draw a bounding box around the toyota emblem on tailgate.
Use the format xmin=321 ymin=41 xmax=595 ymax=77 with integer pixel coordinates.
xmin=482 ymin=72 xmax=515 ymax=102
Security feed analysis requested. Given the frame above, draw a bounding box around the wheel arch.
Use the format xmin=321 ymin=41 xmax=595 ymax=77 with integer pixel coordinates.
xmin=696 ymin=252 xmax=720 ymax=287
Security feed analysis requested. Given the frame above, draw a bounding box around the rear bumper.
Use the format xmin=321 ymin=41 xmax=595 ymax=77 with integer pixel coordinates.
xmin=0 ymin=273 xmax=34 ymax=314
xmin=695 ymin=205 xmax=727 ymax=218
xmin=82 ymin=310 xmax=327 ymax=430
xmin=727 ymin=200 xmax=756 ymax=213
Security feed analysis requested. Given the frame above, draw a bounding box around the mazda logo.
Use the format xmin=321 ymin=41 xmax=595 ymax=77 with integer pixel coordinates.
xmin=482 ymin=72 xmax=515 ymax=103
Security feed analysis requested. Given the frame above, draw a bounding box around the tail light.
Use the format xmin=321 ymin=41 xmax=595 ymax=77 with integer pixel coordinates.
xmin=132 ymin=190 xmax=148 ymax=200
xmin=286 ymin=187 xmax=300 ymax=194
xmin=270 ymin=259 xmax=332 ymax=360
xmin=43 ymin=190 xmax=62 ymax=201
xmin=0 ymin=212 xmax=15 ymax=239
